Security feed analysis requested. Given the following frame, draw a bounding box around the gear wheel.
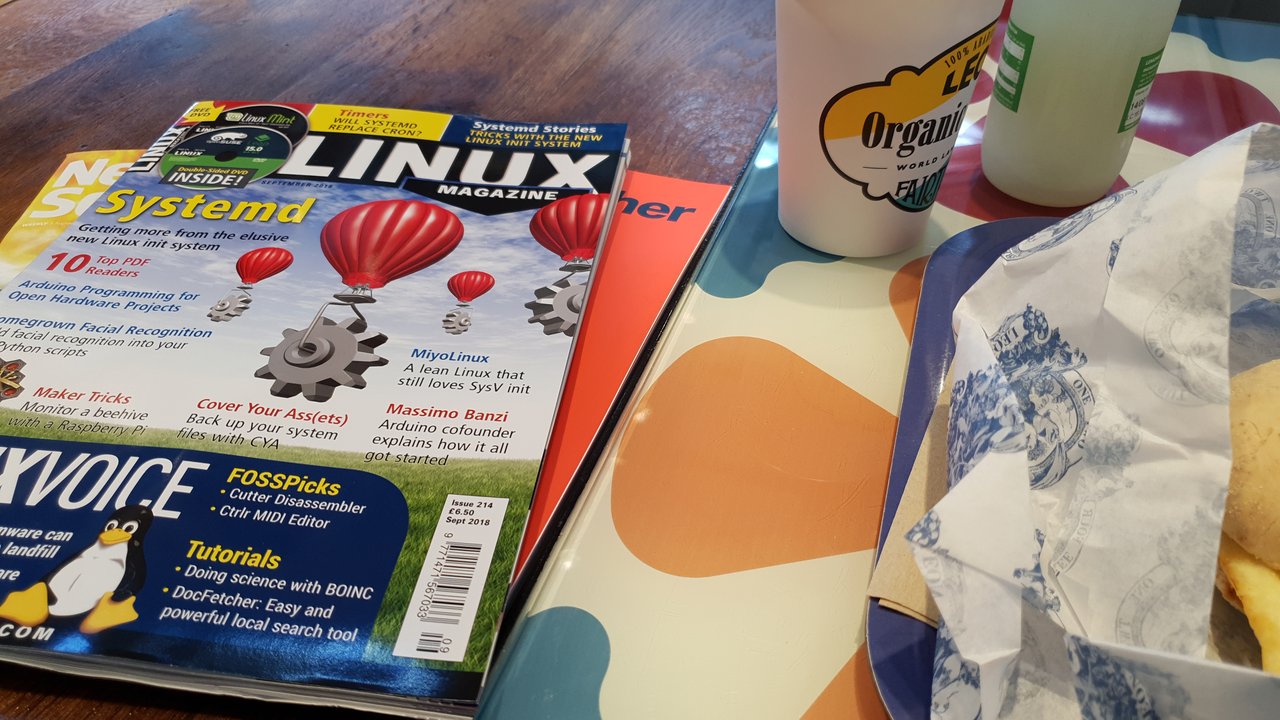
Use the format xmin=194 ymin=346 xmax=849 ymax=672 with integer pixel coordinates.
xmin=254 ymin=316 xmax=388 ymax=402
xmin=208 ymin=290 xmax=252 ymax=322
xmin=442 ymin=309 xmax=472 ymax=335
xmin=525 ymin=276 xmax=586 ymax=337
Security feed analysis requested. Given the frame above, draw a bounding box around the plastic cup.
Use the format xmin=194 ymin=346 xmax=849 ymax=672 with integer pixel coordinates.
xmin=776 ymin=0 xmax=1004 ymax=257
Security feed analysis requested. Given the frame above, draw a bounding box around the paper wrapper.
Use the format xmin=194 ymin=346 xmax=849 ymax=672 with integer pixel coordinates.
xmin=908 ymin=123 xmax=1280 ymax=719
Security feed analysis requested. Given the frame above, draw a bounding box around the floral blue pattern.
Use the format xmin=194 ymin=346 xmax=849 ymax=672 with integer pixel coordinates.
xmin=947 ymin=363 xmax=1025 ymax=487
xmin=991 ymin=305 xmax=1094 ymax=490
xmin=1108 ymin=238 xmax=1122 ymax=274
xmin=1002 ymin=188 xmax=1137 ymax=261
xmin=1232 ymin=187 xmax=1279 ymax=288
xmin=1015 ymin=529 xmax=1062 ymax=615
xmin=932 ymin=622 xmax=981 ymax=720
xmin=1068 ymin=640 xmax=1159 ymax=720
xmin=908 ymin=510 xmax=942 ymax=548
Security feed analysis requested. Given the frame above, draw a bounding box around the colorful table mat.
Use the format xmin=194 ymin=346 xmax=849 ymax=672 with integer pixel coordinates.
xmin=480 ymin=15 xmax=1280 ymax=719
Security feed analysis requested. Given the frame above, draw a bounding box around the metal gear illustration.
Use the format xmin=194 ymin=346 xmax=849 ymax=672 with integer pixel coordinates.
xmin=442 ymin=309 xmax=472 ymax=335
xmin=254 ymin=316 xmax=388 ymax=402
xmin=208 ymin=290 xmax=252 ymax=322
xmin=525 ymin=276 xmax=587 ymax=337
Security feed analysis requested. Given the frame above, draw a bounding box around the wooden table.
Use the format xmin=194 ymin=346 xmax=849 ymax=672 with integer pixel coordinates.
xmin=0 ymin=1 xmax=776 ymax=717
xmin=0 ymin=0 xmax=776 ymax=235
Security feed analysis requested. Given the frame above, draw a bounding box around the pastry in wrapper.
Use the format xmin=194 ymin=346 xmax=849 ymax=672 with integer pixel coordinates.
xmin=1219 ymin=358 xmax=1280 ymax=673
xmin=1218 ymin=535 xmax=1280 ymax=671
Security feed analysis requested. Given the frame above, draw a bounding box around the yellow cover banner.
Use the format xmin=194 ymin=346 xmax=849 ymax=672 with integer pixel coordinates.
xmin=0 ymin=150 xmax=143 ymax=288
xmin=306 ymin=105 xmax=451 ymax=141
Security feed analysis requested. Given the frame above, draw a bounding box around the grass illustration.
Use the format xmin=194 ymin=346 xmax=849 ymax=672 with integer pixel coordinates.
xmin=0 ymin=406 xmax=534 ymax=672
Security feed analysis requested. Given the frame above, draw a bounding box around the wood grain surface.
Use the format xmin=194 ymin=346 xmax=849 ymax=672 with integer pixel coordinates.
xmin=0 ymin=0 xmax=776 ymax=235
xmin=0 ymin=0 xmax=776 ymax=717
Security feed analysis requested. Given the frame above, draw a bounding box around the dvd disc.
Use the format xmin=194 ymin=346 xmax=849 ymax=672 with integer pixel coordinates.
xmin=159 ymin=126 xmax=292 ymax=190
xmin=192 ymin=104 xmax=310 ymax=146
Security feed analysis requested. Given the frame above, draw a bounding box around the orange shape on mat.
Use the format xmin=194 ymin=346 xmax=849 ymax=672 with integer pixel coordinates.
xmin=889 ymin=255 xmax=928 ymax=340
xmin=801 ymin=645 xmax=889 ymax=720
xmin=612 ymin=336 xmax=895 ymax=577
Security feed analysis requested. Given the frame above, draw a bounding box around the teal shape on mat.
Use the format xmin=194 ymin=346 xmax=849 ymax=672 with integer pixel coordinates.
xmin=477 ymin=607 xmax=610 ymax=720
xmin=1173 ymin=16 xmax=1280 ymax=63
xmin=694 ymin=121 xmax=841 ymax=299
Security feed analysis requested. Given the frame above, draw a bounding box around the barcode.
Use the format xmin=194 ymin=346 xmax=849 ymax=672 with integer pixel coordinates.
xmin=416 ymin=631 xmax=448 ymax=654
xmin=393 ymin=494 xmax=508 ymax=662
xmin=421 ymin=541 xmax=482 ymax=625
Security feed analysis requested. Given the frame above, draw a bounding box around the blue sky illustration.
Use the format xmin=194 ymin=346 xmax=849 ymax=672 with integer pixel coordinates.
xmin=0 ymin=169 xmax=579 ymax=459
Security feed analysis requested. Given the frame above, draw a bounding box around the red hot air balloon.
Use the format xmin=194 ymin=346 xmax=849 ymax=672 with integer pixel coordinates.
xmin=321 ymin=199 xmax=464 ymax=300
xmin=236 ymin=247 xmax=294 ymax=286
xmin=447 ymin=271 xmax=495 ymax=305
xmin=209 ymin=247 xmax=294 ymax=321
xmin=529 ymin=193 xmax=609 ymax=268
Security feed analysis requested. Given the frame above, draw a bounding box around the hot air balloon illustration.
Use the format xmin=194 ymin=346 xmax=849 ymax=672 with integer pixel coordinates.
xmin=207 ymin=247 xmax=294 ymax=322
xmin=255 ymin=199 xmax=464 ymax=402
xmin=525 ymin=193 xmax=609 ymax=337
xmin=442 ymin=270 xmax=495 ymax=335
xmin=321 ymin=199 xmax=465 ymax=303
xmin=529 ymin=193 xmax=608 ymax=272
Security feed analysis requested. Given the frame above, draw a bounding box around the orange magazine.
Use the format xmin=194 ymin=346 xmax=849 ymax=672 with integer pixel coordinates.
xmin=515 ymin=171 xmax=729 ymax=576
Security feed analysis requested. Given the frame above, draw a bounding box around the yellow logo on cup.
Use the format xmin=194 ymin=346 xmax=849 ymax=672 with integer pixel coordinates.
xmin=820 ymin=23 xmax=994 ymax=211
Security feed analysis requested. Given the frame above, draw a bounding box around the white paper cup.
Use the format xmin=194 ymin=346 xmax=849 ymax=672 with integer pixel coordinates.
xmin=776 ymin=0 xmax=1004 ymax=257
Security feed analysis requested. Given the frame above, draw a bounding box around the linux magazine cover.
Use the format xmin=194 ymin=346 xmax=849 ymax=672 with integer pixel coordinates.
xmin=0 ymin=100 xmax=627 ymax=718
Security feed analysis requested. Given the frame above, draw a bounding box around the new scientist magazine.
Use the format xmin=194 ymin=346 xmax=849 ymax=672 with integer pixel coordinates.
xmin=0 ymin=101 xmax=628 ymax=718
xmin=0 ymin=150 xmax=139 ymax=289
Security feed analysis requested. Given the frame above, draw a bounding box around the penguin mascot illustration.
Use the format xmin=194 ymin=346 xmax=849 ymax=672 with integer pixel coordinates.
xmin=0 ymin=505 xmax=153 ymax=634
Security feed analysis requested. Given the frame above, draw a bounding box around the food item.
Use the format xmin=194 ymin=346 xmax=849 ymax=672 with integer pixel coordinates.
xmin=1218 ymin=358 xmax=1280 ymax=672
xmin=1218 ymin=535 xmax=1280 ymax=668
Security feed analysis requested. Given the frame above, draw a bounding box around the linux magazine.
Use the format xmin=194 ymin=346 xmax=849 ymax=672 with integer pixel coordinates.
xmin=0 ymin=100 xmax=627 ymax=718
